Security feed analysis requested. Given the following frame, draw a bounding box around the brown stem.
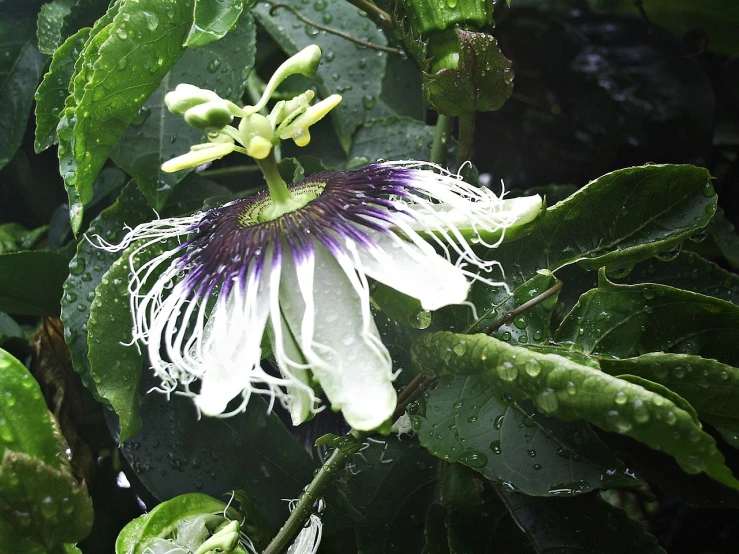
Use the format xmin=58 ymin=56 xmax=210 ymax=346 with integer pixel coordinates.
xmin=483 ymin=280 xmax=563 ymax=335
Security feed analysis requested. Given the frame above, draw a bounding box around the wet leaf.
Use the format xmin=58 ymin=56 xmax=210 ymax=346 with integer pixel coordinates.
xmin=414 ymin=374 xmax=639 ymax=496
xmin=254 ymin=0 xmax=388 ymax=152
xmin=614 ymin=251 xmax=739 ymax=305
xmin=185 ymin=0 xmax=249 ymax=47
xmin=601 ymin=353 xmax=739 ymax=432
xmin=61 ymin=183 xmax=152 ymax=402
xmin=62 ymin=0 xmax=194 ymax=228
xmin=115 ymin=367 xmax=315 ymax=532
xmin=0 ymin=452 xmax=93 ymax=551
xmin=347 ymin=116 xmax=434 ymax=165
xmin=0 ymin=16 xmax=46 ymax=170
xmin=556 ymin=270 xmax=739 ymax=367
xmin=36 ymin=0 xmax=76 ymax=55
xmin=412 ymin=331 xmax=739 ymax=489
xmin=344 ymin=435 xmax=439 ymax=553
xmin=0 ymin=349 xmax=60 ymax=466
xmin=111 ymin=12 xmax=255 ymax=209
xmin=708 ymin=207 xmax=739 ymax=270
xmin=0 ymin=223 xmax=48 ymax=254
xmin=34 ymin=28 xmax=89 ymax=153
xmin=0 ymin=251 xmax=68 ymax=316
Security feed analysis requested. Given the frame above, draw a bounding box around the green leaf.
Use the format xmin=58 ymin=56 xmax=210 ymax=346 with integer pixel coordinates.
xmin=556 ymin=271 xmax=739 ymax=367
xmin=414 ymin=374 xmax=639 ymax=496
xmin=347 ymin=116 xmax=435 ymax=166
xmin=65 ymin=0 xmax=194 ymax=223
xmin=613 ymin=251 xmax=739 ymax=305
xmin=61 ymin=183 xmax=153 ymax=402
xmin=708 ymin=207 xmax=739 ymax=270
xmin=0 ymin=251 xmax=68 ymax=316
xmin=86 ymin=239 xmax=174 ymax=443
xmin=493 ymin=490 xmax=665 ymax=553
xmin=34 ymin=28 xmax=90 ymax=153
xmin=117 ymin=371 xmax=316 ymax=532
xmin=601 ymin=353 xmax=739 ymax=432
xmin=0 ymin=17 xmax=46 ymax=170
xmin=0 ymin=452 xmax=93 ymax=551
xmin=480 ymin=164 xmax=717 ymax=289
xmin=185 ymin=0 xmax=249 ymax=47
xmin=111 ymin=12 xmax=255 ymax=209
xmin=36 ymin=0 xmax=76 ymax=55
xmin=412 ymin=331 xmax=739 ymax=489
xmin=344 ymin=435 xmax=439 ymax=553
xmin=0 ymin=223 xmax=48 ymax=254
xmin=0 ymin=349 xmax=60 ymax=466
xmin=253 ymin=0 xmax=388 ymax=152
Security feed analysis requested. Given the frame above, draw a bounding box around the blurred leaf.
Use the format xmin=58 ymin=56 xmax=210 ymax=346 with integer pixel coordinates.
xmin=614 ymin=251 xmax=739 ymax=305
xmin=0 ymin=452 xmax=93 ymax=551
xmin=0 ymin=17 xmax=46 ymax=170
xmin=254 ymin=0 xmax=388 ymax=152
xmin=115 ymin=368 xmax=316 ymax=532
xmin=62 ymin=0 xmax=194 ymax=228
xmin=61 ymin=183 xmax=152 ymax=402
xmin=0 ymin=349 xmax=60 ymax=466
xmin=478 ymin=165 xmax=717 ymax=288
xmin=36 ymin=0 xmax=76 ymax=55
xmin=35 ymin=28 xmax=90 ymax=153
xmin=0 ymin=251 xmax=68 ymax=316
xmin=0 ymin=223 xmax=48 ymax=254
xmin=412 ymin=331 xmax=739 ymax=489
xmin=344 ymin=435 xmax=439 ymax=553
xmin=589 ymin=0 xmax=739 ymax=55
xmin=0 ymin=313 xmax=22 ymax=339
xmin=601 ymin=353 xmax=739 ymax=431
xmin=556 ymin=271 xmax=739 ymax=367
xmin=347 ymin=116 xmax=434 ymax=166
xmin=111 ymin=12 xmax=255 ymax=209
xmin=493 ymin=490 xmax=664 ymax=553
xmin=185 ymin=0 xmax=250 ymax=47
xmin=708 ymin=207 xmax=739 ymax=270
xmin=415 ymin=374 xmax=639 ymax=496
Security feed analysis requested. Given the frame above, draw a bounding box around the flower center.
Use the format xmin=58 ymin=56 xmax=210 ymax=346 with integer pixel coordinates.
xmin=238 ymin=180 xmax=327 ymax=226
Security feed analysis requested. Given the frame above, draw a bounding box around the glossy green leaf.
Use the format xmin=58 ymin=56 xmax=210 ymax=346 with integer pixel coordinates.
xmin=0 ymin=223 xmax=48 ymax=254
xmin=253 ymin=0 xmax=388 ymax=152
xmin=412 ymin=331 xmax=739 ymax=489
xmin=0 ymin=452 xmax=93 ymax=551
xmin=34 ymin=27 xmax=89 ymax=153
xmin=0 ymin=251 xmax=68 ymax=316
xmin=344 ymin=435 xmax=439 ymax=553
xmin=0 ymin=349 xmax=60 ymax=466
xmin=185 ymin=0 xmax=249 ymax=47
xmin=116 ymin=369 xmax=316 ymax=532
xmin=478 ymin=164 xmax=717 ymax=289
xmin=614 ymin=251 xmax=739 ymax=305
xmin=493 ymin=490 xmax=665 ymax=553
xmin=601 ymin=353 xmax=739 ymax=432
xmin=347 ymin=116 xmax=435 ymax=167
xmin=36 ymin=0 xmax=76 ymax=55
xmin=86 ymin=239 xmax=172 ymax=443
xmin=709 ymin=207 xmax=739 ymax=270
xmin=556 ymin=271 xmax=739 ymax=367
xmin=111 ymin=12 xmax=255 ymax=209
xmin=414 ymin=374 xmax=639 ymax=496
xmin=0 ymin=17 xmax=46 ymax=170
xmin=61 ymin=183 xmax=153 ymax=401
xmin=64 ymin=0 xmax=194 ymax=225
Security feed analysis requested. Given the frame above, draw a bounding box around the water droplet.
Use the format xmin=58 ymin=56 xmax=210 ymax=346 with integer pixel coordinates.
xmin=701 ymin=182 xmax=716 ymax=197
xmin=64 ymin=292 xmax=78 ymax=303
xmin=614 ymin=391 xmax=628 ymax=405
xmin=536 ymin=389 xmax=559 ymax=414
xmin=527 ymin=449 xmax=536 ymax=458
xmin=655 ymin=244 xmax=681 ymax=262
xmin=496 ymin=361 xmax=518 ymax=382
xmin=664 ymin=410 xmax=677 ymax=425
xmin=314 ymin=0 xmax=327 ymax=10
xmin=514 ymin=316 xmax=528 ymax=329
xmin=633 ymin=399 xmax=649 ymax=424
xmin=524 ymin=359 xmax=541 ymax=377
xmin=362 ymin=94 xmax=376 ymax=110
xmin=490 ymin=440 xmax=501 ymax=454
xmin=452 ymin=342 xmax=466 ymax=356
xmin=494 ymin=415 xmax=504 ymax=430
xmin=566 ymin=381 xmax=577 ymax=395
xmin=461 ymin=450 xmax=487 ymax=468
xmin=142 ymin=11 xmax=159 ymax=31
xmin=130 ymin=105 xmax=151 ymax=126
xmin=116 ymin=28 xmax=128 ymax=40
xmin=673 ymin=366 xmax=686 ymax=379
xmin=207 ymin=58 xmax=222 ymax=73
xmin=69 ymin=257 xmax=86 ymax=275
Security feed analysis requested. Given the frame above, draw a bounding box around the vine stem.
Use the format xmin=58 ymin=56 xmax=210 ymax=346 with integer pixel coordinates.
xmin=456 ymin=112 xmax=476 ymax=170
xmin=482 ymin=280 xmax=563 ymax=335
xmin=343 ymin=0 xmax=394 ymax=30
xmin=430 ymin=114 xmax=453 ymax=167
xmin=262 ymin=374 xmax=430 ymax=554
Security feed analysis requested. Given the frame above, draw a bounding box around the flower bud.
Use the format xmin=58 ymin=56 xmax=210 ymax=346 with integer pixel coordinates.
xmin=184 ymin=100 xmax=235 ymax=130
xmin=161 ymin=142 xmax=235 ymax=172
xmin=193 ymin=520 xmax=240 ymax=554
xmin=165 ymin=83 xmax=222 ymax=115
xmin=238 ymin=113 xmax=275 ymax=159
xmin=277 ymin=94 xmax=342 ymax=147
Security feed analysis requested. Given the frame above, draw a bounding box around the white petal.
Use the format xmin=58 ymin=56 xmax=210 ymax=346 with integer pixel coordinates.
xmin=278 ymin=243 xmax=396 ymax=431
xmin=355 ymin=231 xmax=470 ymax=310
xmin=194 ymin=264 xmax=272 ymax=416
